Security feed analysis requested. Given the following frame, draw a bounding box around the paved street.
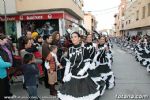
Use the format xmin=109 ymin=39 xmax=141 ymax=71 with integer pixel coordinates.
xmin=100 ymin=44 xmax=150 ymax=100
xmin=10 ymin=44 xmax=150 ymax=100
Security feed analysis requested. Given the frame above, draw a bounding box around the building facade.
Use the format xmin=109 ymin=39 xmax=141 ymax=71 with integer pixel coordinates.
xmin=114 ymin=13 xmax=120 ymax=37
xmin=0 ymin=0 xmax=84 ymax=40
xmin=114 ymin=0 xmax=127 ymax=37
xmin=84 ymin=12 xmax=97 ymax=33
xmin=123 ymin=0 xmax=150 ymax=36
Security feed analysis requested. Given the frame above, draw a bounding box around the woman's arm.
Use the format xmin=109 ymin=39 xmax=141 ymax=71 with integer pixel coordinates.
xmin=0 ymin=56 xmax=11 ymax=68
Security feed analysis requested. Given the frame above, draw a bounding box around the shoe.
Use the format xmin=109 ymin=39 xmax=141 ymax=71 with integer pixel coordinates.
xmin=7 ymin=92 xmax=13 ymax=97
xmin=55 ymin=82 xmax=58 ymax=85
xmin=50 ymin=84 xmax=57 ymax=96
xmin=98 ymin=80 xmax=106 ymax=96
xmin=100 ymin=84 xmax=106 ymax=96
xmin=23 ymin=83 xmax=27 ymax=90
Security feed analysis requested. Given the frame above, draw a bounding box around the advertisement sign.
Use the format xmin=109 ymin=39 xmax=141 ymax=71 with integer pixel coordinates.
xmin=0 ymin=13 xmax=64 ymax=21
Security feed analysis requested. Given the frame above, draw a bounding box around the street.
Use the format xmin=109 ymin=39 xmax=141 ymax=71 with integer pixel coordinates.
xmin=100 ymin=44 xmax=150 ymax=100
xmin=10 ymin=44 xmax=150 ymax=100
xmin=0 ymin=0 xmax=150 ymax=100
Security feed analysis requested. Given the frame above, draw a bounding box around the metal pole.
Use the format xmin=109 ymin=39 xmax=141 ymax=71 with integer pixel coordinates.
xmin=3 ymin=0 xmax=7 ymax=35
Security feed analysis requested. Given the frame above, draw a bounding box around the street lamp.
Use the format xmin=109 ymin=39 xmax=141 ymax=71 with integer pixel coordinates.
xmin=3 ymin=0 xmax=7 ymax=35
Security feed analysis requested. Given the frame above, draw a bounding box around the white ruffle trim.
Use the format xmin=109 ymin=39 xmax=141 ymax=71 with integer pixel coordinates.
xmin=91 ymin=77 xmax=103 ymax=83
xmin=89 ymin=62 xmax=109 ymax=70
xmin=63 ymin=73 xmax=89 ymax=82
xmin=91 ymin=77 xmax=103 ymax=90
xmin=91 ymin=77 xmax=102 ymax=90
xmin=147 ymin=64 xmax=150 ymax=72
xmin=107 ymin=74 xmax=115 ymax=89
xmin=63 ymin=73 xmax=72 ymax=82
xmin=142 ymin=60 xmax=147 ymax=66
xmin=72 ymin=73 xmax=88 ymax=79
xmin=58 ymin=91 xmax=100 ymax=100
xmin=101 ymin=71 xmax=115 ymax=89
xmin=84 ymin=59 xmax=91 ymax=62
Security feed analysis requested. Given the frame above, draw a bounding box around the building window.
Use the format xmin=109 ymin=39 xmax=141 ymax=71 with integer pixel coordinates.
xmin=142 ymin=6 xmax=146 ymax=19
xmin=148 ymin=3 xmax=150 ymax=16
xmin=136 ymin=10 xmax=139 ymax=20
xmin=122 ymin=24 xmax=124 ymax=28
xmin=129 ymin=20 xmax=131 ymax=24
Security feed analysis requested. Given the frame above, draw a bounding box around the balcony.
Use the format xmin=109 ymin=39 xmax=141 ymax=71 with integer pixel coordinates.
xmin=16 ymin=0 xmax=84 ymax=19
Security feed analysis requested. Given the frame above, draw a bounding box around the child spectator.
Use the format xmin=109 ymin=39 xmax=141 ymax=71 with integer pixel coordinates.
xmin=45 ymin=45 xmax=62 ymax=96
xmin=22 ymin=53 xmax=39 ymax=100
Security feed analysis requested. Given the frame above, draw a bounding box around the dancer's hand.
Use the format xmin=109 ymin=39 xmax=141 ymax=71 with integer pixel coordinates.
xmin=44 ymin=61 xmax=50 ymax=69
xmin=63 ymin=73 xmax=72 ymax=82
xmin=77 ymin=70 xmax=84 ymax=76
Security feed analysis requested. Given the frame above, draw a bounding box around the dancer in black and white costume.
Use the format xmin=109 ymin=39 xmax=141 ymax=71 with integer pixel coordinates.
xmin=135 ymin=37 xmax=150 ymax=72
xmin=85 ymin=34 xmax=106 ymax=95
xmin=84 ymin=34 xmax=97 ymax=61
xmin=58 ymin=32 xmax=100 ymax=100
xmin=106 ymin=37 xmax=113 ymax=69
xmin=89 ymin=36 xmax=115 ymax=89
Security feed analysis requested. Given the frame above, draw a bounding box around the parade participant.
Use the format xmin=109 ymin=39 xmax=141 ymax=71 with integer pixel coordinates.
xmin=22 ymin=53 xmax=39 ymax=100
xmin=85 ymin=34 xmax=106 ymax=95
xmin=45 ymin=45 xmax=62 ymax=96
xmin=105 ymin=36 xmax=113 ymax=69
xmin=84 ymin=34 xmax=97 ymax=60
xmin=58 ymin=32 xmax=100 ymax=100
xmin=90 ymin=36 xmax=115 ymax=89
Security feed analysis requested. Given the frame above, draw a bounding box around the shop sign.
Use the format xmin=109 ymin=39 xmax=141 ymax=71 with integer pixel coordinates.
xmin=0 ymin=13 xmax=63 ymax=21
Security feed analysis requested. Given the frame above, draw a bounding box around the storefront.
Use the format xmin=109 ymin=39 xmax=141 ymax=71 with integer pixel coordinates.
xmin=0 ymin=11 xmax=80 ymax=40
xmin=0 ymin=17 xmax=17 ymax=42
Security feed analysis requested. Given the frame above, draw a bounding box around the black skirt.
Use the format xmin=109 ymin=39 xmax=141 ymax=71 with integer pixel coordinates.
xmin=88 ymin=64 xmax=111 ymax=77
xmin=58 ymin=75 xmax=100 ymax=100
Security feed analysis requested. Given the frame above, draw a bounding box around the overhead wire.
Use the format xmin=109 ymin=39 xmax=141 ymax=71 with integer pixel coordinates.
xmin=84 ymin=6 xmax=118 ymax=13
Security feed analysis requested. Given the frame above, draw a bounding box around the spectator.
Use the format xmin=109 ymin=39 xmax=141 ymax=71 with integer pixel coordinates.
xmin=42 ymin=35 xmax=53 ymax=88
xmin=0 ymin=34 xmax=13 ymax=97
xmin=52 ymin=31 xmax=64 ymax=83
xmin=0 ymin=56 xmax=12 ymax=100
xmin=45 ymin=45 xmax=62 ymax=96
xmin=22 ymin=53 xmax=39 ymax=100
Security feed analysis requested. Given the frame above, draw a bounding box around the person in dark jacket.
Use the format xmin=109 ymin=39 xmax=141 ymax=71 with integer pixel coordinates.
xmin=22 ymin=53 xmax=39 ymax=100
xmin=42 ymin=35 xmax=53 ymax=88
